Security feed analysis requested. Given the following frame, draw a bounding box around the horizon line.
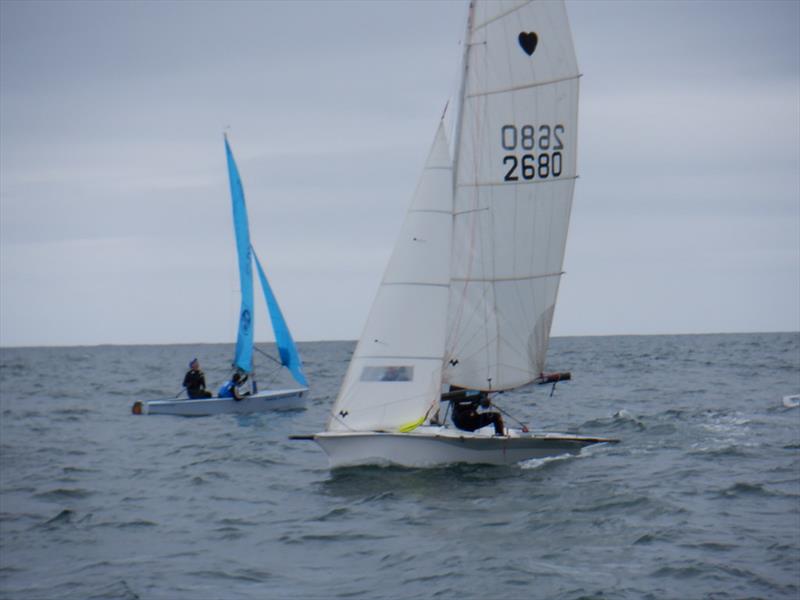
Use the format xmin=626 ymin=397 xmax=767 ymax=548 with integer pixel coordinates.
xmin=2 ymin=329 xmax=798 ymax=350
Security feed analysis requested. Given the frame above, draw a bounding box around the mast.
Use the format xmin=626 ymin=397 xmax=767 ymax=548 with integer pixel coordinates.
xmin=450 ymin=1 xmax=474 ymax=195
xmin=225 ymin=134 xmax=255 ymax=375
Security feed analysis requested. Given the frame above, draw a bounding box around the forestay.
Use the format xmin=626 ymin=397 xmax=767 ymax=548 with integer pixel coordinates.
xmin=444 ymin=0 xmax=580 ymax=391
xmin=327 ymin=124 xmax=453 ymax=432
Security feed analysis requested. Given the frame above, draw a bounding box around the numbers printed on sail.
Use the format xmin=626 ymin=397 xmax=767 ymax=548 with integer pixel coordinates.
xmin=501 ymin=124 xmax=564 ymax=181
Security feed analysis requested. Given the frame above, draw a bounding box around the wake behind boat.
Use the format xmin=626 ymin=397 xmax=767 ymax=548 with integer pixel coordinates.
xmin=132 ymin=135 xmax=308 ymax=417
xmin=296 ymin=0 xmax=615 ymax=467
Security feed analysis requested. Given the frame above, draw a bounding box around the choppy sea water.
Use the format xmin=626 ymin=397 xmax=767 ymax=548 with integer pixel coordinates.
xmin=1 ymin=333 xmax=798 ymax=599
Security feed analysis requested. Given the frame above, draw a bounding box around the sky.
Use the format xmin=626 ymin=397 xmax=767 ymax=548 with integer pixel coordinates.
xmin=1 ymin=0 xmax=798 ymax=347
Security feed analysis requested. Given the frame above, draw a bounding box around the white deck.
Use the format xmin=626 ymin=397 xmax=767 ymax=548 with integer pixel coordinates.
xmin=313 ymin=425 xmax=616 ymax=468
xmin=133 ymin=388 xmax=307 ymax=416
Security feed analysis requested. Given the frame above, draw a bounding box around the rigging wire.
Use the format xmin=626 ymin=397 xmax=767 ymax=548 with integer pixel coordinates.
xmin=260 ymin=362 xmax=285 ymax=386
xmin=254 ymin=345 xmax=282 ymax=366
xmin=489 ymin=396 xmax=530 ymax=432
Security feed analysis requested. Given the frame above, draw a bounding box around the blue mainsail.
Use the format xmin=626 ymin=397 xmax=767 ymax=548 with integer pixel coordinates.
xmin=252 ymin=248 xmax=309 ymax=387
xmin=224 ymin=134 xmax=307 ymax=389
xmin=225 ymin=135 xmax=255 ymax=374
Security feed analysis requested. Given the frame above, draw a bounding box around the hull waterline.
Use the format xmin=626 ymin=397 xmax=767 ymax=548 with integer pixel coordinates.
xmin=312 ymin=426 xmax=616 ymax=468
xmin=132 ymin=388 xmax=306 ymax=416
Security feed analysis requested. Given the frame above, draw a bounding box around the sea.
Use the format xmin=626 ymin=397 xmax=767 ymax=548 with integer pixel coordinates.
xmin=0 ymin=332 xmax=798 ymax=600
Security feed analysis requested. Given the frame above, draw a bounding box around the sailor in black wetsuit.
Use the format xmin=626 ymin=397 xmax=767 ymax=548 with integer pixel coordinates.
xmin=450 ymin=390 xmax=505 ymax=436
xmin=182 ymin=358 xmax=212 ymax=399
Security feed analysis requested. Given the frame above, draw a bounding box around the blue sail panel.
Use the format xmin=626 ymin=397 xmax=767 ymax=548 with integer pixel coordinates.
xmin=225 ymin=136 xmax=255 ymax=374
xmin=252 ymin=247 xmax=308 ymax=387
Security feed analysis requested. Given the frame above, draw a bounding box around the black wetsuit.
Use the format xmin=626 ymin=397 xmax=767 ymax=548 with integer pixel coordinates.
xmin=451 ymin=396 xmax=504 ymax=436
xmin=183 ymin=369 xmax=212 ymax=399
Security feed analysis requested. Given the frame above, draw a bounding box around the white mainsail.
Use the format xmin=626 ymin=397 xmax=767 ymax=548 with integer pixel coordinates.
xmin=327 ymin=0 xmax=579 ymax=432
xmin=327 ymin=124 xmax=452 ymax=432
xmin=445 ymin=0 xmax=580 ymax=391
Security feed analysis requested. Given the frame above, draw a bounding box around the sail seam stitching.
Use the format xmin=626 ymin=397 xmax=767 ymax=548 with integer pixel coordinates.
xmin=456 ymin=175 xmax=578 ymax=189
xmin=382 ymin=282 xmax=450 ymax=288
xmin=472 ymin=0 xmax=532 ymax=31
xmin=452 ymin=272 xmax=563 ymax=283
xmin=453 ymin=207 xmax=490 ymax=216
xmin=356 ymin=355 xmax=443 ymax=361
xmin=466 ymin=73 xmax=581 ymax=99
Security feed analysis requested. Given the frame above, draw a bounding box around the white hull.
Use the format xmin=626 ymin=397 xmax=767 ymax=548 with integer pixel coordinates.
xmin=312 ymin=426 xmax=615 ymax=468
xmin=133 ymin=388 xmax=307 ymax=416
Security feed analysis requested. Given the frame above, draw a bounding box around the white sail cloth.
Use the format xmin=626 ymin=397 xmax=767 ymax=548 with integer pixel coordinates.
xmin=327 ymin=0 xmax=580 ymax=432
xmin=327 ymin=124 xmax=452 ymax=432
xmin=444 ymin=0 xmax=580 ymax=391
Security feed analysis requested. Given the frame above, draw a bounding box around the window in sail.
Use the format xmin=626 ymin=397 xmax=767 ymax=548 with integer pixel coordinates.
xmin=360 ymin=366 xmax=414 ymax=382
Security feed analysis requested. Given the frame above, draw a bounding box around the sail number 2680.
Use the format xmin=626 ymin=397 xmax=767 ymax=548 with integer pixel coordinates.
xmin=501 ymin=124 xmax=564 ymax=181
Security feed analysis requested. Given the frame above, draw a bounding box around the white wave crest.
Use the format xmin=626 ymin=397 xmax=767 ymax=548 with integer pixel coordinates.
xmin=782 ymin=394 xmax=800 ymax=408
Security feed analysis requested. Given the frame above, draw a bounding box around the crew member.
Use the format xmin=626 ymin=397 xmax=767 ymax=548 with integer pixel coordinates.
xmin=182 ymin=359 xmax=212 ymax=399
xmin=218 ymin=372 xmax=250 ymax=401
xmin=450 ymin=390 xmax=505 ymax=436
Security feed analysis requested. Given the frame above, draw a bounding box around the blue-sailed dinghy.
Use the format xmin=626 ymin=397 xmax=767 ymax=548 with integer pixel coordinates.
xmin=133 ymin=136 xmax=308 ymax=416
xmin=296 ymin=0 xmax=615 ymax=466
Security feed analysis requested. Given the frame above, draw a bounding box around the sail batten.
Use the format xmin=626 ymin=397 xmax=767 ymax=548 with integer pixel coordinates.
xmin=381 ymin=282 xmax=450 ymax=288
xmin=354 ymin=355 xmax=444 ymax=361
xmin=472 ymin=0 xmax=531 ymax=31
xmin=465 ymin=73 xmax=582 ymax=99
xmin=452 ymin=271 xmax=563 ymax=283
xmin=457 ymin=175 xmax=578 ymax=189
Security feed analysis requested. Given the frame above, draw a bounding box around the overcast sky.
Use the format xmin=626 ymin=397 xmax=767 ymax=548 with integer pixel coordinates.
xmin=1 ymin=0 xmax=798 ymax=347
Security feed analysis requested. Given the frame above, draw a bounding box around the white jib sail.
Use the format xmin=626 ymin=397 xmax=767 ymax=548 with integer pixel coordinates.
xmin=444 ymin=0 xmax=580 ymax=391
xmin=327 ymin=123 xmax=453 ymax=432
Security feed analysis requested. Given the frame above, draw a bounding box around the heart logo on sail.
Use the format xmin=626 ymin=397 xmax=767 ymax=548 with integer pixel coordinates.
xmin=518 ymin=32 xmax=538 ymax=56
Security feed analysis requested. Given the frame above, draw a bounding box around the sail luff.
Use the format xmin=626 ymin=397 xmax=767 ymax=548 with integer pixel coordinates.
xmin=252 ymin=247 xmax=308 ymax=387
xmin=450 ymin=0 xmax=475 ymax=197
xmin=225 ymin=135 xmax=255 ymax=374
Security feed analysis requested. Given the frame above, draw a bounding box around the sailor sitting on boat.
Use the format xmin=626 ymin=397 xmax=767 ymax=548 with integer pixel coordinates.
xmin=448 ymin=388 xmax=505 ymax=436
xmin=218 ymin=372 xmax=251 ymax=401
xmin=183 ymin=359 xmax=212 ymax=399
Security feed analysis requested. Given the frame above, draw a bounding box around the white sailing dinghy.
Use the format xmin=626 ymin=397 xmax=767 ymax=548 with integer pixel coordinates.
xmin=300 ymin=0 xmax=615 ymax=466
xmin=132 ymin=136 xmax=308 ymax=416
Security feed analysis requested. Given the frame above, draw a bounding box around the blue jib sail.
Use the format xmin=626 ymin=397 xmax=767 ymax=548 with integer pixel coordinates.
xmin=225 ymin=135 xmax=255 ymax=374
xmin=252 ymin=247 xmax=309 ymax=387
